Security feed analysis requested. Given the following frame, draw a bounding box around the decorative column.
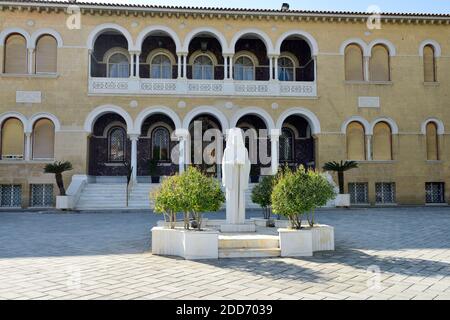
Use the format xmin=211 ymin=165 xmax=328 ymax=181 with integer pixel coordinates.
xmin=24 ymin=132 xmax=32 ymax=161
xmin=177 ymin=54 xmax=182 ymax=79
xmin=224 ymin=55 xmax=229 ymax=79
xmin=366 ymin=134 xmax=372 ymax=161
xmin=363 ymin=56 xmax=370 ymax=81
xmin=182 ymin=54 xmax=188 ymax=79
xmin=27 ymin=48 xmax=34 ymax=74
xmin=129 ymin=52 xmax=136 ymax=78
xmin=274 ymin=56 xmax=279 ymax=81
xmin=229 ymin=54 xmax=234 ymax=80
xmin=129 ymin=134 xmax=139 ymax=182
xmin=269 ymin=55 xmax=274 ymax=80
xmin=135 ymin=53 xmax=141 ymax=78
xmin=270 ymin=129 xmax=281 ymax=175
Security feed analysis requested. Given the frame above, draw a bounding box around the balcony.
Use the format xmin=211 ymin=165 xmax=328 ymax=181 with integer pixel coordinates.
xmin=88 ymin=77 xmax=317 ymax=97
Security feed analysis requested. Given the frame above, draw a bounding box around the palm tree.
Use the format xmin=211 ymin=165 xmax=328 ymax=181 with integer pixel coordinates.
xmin=322 ymin=161 xmax=358 ymax=194
xmin=44 ymin=161 xmax=73 ymax=196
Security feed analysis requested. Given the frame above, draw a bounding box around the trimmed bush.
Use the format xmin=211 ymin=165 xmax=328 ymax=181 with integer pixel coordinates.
xmin=251 ymin=175 xmax=276 ymax=219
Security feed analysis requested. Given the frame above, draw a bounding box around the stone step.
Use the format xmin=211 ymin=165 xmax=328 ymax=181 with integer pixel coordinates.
xmin=218 ymin=235 xmax=279 ymax=249
xmin=218 ymin=248 xmax=281 ymax=258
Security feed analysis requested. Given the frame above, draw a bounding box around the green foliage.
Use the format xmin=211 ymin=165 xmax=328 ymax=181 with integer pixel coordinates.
xmin=322 ymin=161 xmax=358 ymax=194
xmin=152 ymin=167 xmax=225 ymax=231
xmin=180 ymin=167 xmax=225 ymax=230
xmin=272 ymin=166 xmax=335 ymax=229
xmin=153 ymin=175 xmax=182 ymax=229
xmin=251 ymin=175 xmax=276 ymax=219
xmin=43 ymin=161 xmax=73 ymax=196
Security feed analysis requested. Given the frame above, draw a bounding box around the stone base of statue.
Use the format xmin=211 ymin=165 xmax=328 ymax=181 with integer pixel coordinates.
xmin=220 ymin=222 xmax=256 ymax=233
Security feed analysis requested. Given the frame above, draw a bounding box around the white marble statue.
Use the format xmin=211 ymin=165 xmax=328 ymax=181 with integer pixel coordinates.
xmin=222 ymin=128 xmax=251 ymax=225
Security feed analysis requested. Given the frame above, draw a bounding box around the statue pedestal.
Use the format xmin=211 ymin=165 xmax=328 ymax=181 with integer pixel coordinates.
xmin=220 ymin=223 xmax=256 ymax=233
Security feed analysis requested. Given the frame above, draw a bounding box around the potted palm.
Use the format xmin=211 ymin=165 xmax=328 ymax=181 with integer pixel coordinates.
xmin=44 ymin=161 xmax=73 ymax=210
xmin=322 ymin=161 xmax=358 ymax=207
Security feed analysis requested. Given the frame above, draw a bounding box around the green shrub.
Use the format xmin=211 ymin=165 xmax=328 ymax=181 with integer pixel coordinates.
xmin=271 ymin=166 xmax=335 ymax=229
xmin=153 ymin=175 xmax=182 ymax=229
xmin=179 ymin=167 xmax=225 ymax=231
xmin=251 ymin=175 xmax=276 ymax=219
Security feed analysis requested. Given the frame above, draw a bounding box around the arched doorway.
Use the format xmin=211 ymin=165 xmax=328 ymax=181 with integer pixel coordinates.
xmin=188 ymin=114 xmax=224 ymax=177
xmin=279 ymin=115 xmax=315 ymax=169
xmin=88 ymin=113 xmax=130 ymax=178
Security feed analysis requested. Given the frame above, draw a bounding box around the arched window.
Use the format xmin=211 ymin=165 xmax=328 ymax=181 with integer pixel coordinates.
xmin=35 ymin=35 xmax=57 ymax=74
xmin=278 ymin=57 xmax=295 ymax=81
xmin=193 ymin=55 xmax=214 ymax=80
xmin=152 ymin=127 xmax=170 ymax=161
xmin=108 ymin=53 xmax=129 ymax=78
xmin=279 ymin=128 xmax=294 ymax=162
xmin=108 ymin=127 xmax=126 ymax=162
xmin=346 ymin=122 xmax=366 ymax=160
xmin=345 ymin=44 xmax=364 ymax=81
xmin=1 ymin=118 xmax=24 ymax=160
xmin=370 ymin=45 xmax=390 ymax=81
xmin=423 ymin=45 xmax=436 ymax=82
xmin=150 ymin=54 xmax=172 ymax=79
xmin=372 ymin=122 xmax=392 ymax=160
xmin=426 ymin=122 xmax=439 ymax=160
xmin=234 ymin=56 xmax=255 ymax=81
xmin=4 ymin=34 xmax=27 ymax=74
xmin=32 ymin=119 xmax=55 ymax=160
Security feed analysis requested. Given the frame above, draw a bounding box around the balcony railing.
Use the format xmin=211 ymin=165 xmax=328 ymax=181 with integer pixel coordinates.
xmin=88 ymin=77 xmax=317 ymax=97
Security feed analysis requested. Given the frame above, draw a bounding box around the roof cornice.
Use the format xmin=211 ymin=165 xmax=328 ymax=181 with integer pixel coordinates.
xmin=1 ymin=1 xmax=449 ymax=24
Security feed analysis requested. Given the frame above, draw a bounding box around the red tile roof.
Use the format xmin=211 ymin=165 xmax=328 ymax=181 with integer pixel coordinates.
xmin=1 ymin=0 xmax=449 ymax=18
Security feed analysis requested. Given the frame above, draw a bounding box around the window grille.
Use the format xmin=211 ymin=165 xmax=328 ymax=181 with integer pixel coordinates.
xmin=375 ymin=182 xmax=396 ymax=204
xmin=30 ymin=184 xmax=54 ymax=207
xmin=348 ymin=183 xmax=369 ymax=204
xmin=425 ymin=182 xmax=445 ymax=204
xmin=109 ymin=127 xmax=126 ymax=162
xmin=0 ymin=184 xmax=22 ymax=207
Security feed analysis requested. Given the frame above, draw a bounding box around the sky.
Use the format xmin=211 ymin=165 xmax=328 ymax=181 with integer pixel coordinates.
xmin=76 ymin=0 xmax=450 ymax=14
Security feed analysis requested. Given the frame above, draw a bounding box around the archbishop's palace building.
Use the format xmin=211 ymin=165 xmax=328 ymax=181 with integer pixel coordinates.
xmin=0 ymin=0 xmax=449 ymax=209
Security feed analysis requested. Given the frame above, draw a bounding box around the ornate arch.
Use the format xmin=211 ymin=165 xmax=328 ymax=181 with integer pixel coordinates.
xmin=341 ymin=116 xmax=370 ymax=135
xmin=275 ymin=30 xmax=319 ymax=56
xmin=0 ymin=112 xmax=28 ymax=133
xmin=86 ymin=23 xmax=134 ymax=50
xmin=368 ymin=39 xmax=397 ymax=56
xmin=28 ymin=112 xmax=61 ymax=132
xmin=30 ymin=28 xmax=63 ymax=48
xmin=370 ymin=117 xmax=399 ymax=135
xmin=84 ymin=105 xmax=134 ymax=134
xmin=276 ymin=107 xmax=321 ymax=135
xmin=182 ymin=106 xmax=229 ymax=131
xmin=419 ymin=40 xmax=441 ymax=58
xmin=230 ymin=107 xmax=275 ymax=131
xmin=135 ymin=25 xmax=182 ymax=53
xmin=339 ymin=38 xmax=370 ymax=57
xmin=182 ymin=27 xmax=229 ymax=54
xmin=0 ymin=28 xmax=32 ymax=48
xmin=230 ymin=28 xmax=274 ymax=55
xmin=421 ymin=118 xmax=445 ymax=135
xmin=134 ymin=106 xmax=182 ymax=133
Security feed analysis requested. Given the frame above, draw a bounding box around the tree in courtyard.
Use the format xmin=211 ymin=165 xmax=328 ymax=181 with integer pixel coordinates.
xmin=322 ymin=161 xmax=358 ymax=194
xmin=44 ymin=161 xmax=73 ymax=196
xmin=251 ymin=175 xmax=276 ymax=220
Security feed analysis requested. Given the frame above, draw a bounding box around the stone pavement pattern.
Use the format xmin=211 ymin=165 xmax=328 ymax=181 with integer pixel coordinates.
xmin=0 ymin=208 xmax=450 ymax=300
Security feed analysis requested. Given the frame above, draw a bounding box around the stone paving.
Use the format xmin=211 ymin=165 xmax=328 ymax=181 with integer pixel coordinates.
xmin=0 ymin=207 xmax=450 ymax=300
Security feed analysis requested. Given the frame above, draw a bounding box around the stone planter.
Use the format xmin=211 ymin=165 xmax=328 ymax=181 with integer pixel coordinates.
xmin=310 ymin=224 xmax=335 ymax=252
xmin=56 ymin=195 xmax=72 ymax=210
xmin=156 ymin=219 xmax=209 ymax=229
xmin=151 ymin=227 xmax=219 ymax=260
xmin=335 ymin=194 xmax=350 ymax=207
xmin=278 ymin=228 xmax=313 ymax=257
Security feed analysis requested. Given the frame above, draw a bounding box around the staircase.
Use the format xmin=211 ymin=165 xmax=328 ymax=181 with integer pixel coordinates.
xmin=75 ymin=182 xmax=259 ymax=210
xmin=218 ymin=234 xmax=281 ymax=258
xmin=75 ymin=183 xmax=127 ymax=210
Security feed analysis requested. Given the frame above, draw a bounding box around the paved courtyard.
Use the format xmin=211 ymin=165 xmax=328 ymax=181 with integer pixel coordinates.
xmin=0 ymin=207 xmax=450 ymax=300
